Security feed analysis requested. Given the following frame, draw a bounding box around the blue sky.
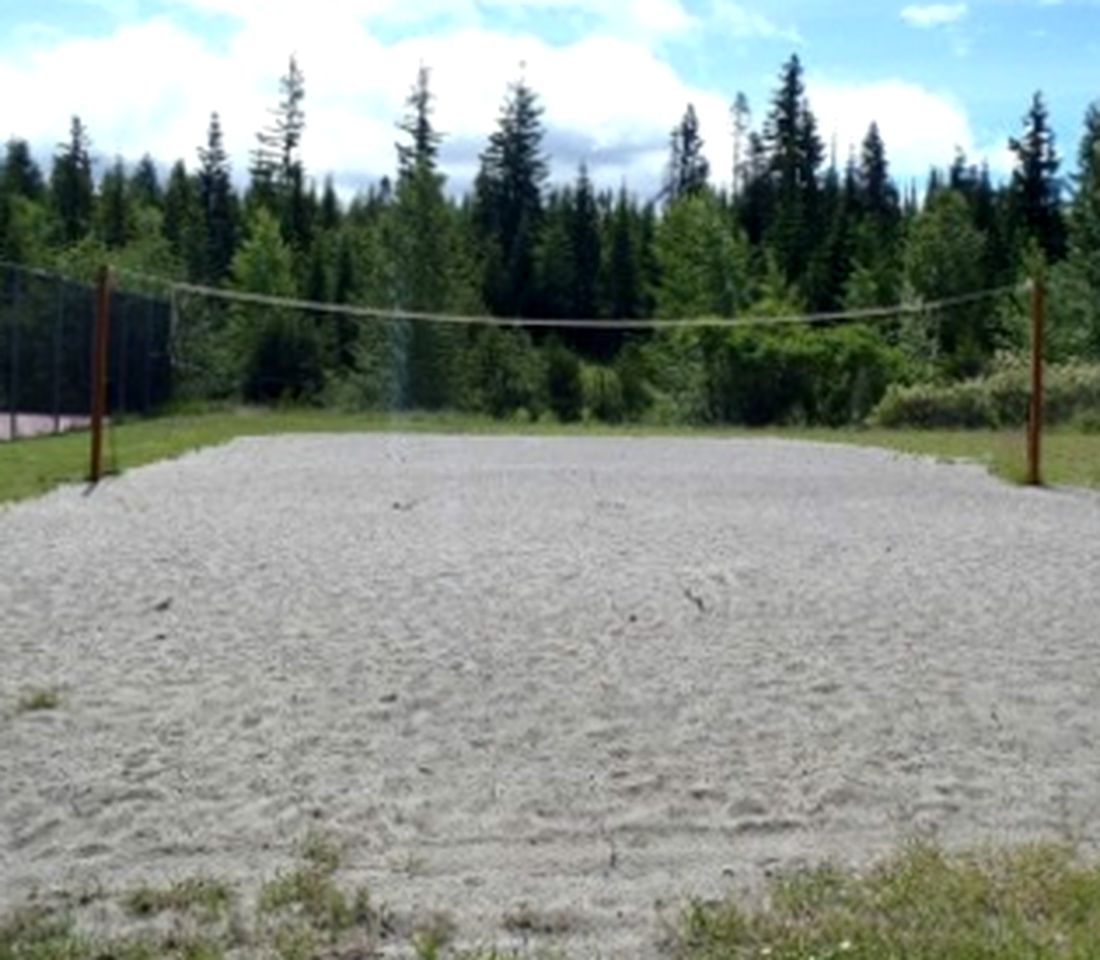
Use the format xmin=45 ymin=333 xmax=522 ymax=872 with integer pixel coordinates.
xmin=0 ymin=0 xmax=1096 ymax=196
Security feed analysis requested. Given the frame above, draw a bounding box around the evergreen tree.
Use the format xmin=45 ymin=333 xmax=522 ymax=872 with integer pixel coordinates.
xmin=162 ymin=160 xmax=199 ymax=271
xmin=605 ymin=188 xmax=642 ymax=319
xmin=664 ymin=104 xmax=709 ymax=201
xmin=98 ymin=157 xmax=132 ymax=249
xmin=130 ymin=154 xmax=162 ymax=209
xmin=319 ymin=175 xmax=341 ymax=232
xmin=731 ymin=93 xmax=751 ymax=201
xmin=904 ymin=189 xmax=990 ymax=376
xmin=763 ymin=55 xmax=824 ymax=293
xmin=197 ymin=112 xmax=238 ymax=284
xmin=50 ymin=116 xmax=94 ymax=245
xmin=1009 ymin=91 xmax=1066 ymax=260
xmin=392 ymin=64 xmax=458 ymax=408
xmin=534 ymin=187 xmax=577 ymax=319
xmin=571 ymin=164 xmax=601 ymax=320
xmin=232 ymin=206 xmax=320 ymax=399
xmin=3 ymin=139 xmax=44 ymax=200
xmin=474 ymin=76 xmax=549 ymax=316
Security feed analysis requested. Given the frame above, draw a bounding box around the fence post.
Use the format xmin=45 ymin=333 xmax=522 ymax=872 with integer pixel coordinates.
xmin=1027 ymin=271 xmax=1046 ymax=487
xmin=90 ymin=265 xmax=111 ymax=483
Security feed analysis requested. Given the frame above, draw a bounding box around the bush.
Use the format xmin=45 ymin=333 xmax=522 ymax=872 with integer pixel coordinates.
xmin=582 ymin=364 xmax=625 ymax=423
xmin=650 ymin=323 xmax=904 ymax=426
xmin=872 ymin=358 xmax=1100 ymax=428
xmin=464 ymin=327 xmax=544 ymax=419
xmin=544 ymin=341 xmax=583 ymax=422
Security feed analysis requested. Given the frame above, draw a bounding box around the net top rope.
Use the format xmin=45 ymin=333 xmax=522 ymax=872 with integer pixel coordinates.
xmin=5 ymin=259 xmax=1026 ymax=332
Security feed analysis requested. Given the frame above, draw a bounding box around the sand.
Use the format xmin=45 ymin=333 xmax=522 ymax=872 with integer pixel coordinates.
xmin=2 ymin=434 xmax=1099 ymax=956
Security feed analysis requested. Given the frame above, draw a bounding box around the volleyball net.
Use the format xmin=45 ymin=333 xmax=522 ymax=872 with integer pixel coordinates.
xmin=0 ymin=258 xmax=1045 ymax=485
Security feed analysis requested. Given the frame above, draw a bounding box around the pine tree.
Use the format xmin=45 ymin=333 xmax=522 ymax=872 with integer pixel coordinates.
xmin=1009 ymin=91 xmax=1066 ymax=260
xmin=3 ymin=139 xmax=44 ymax=200
xmin=130 ymin=154 xmax=162 ymax=209
xmin=251 ymin=55 xmax=307 ymax=232
xmin=98 ymin=157 xmax=132 ymax=249
xmin=664 ymin=104 xmax=709 ymax=201
xmin=50 ymin=116 xmax=94 ymax=245
xmin=392 ymin=64 xmax=458 ymax=408
xmin=763 ymin=55 xmax=823 ymax=292
xmin=319 ymin=175 xmax=341 ymax=232
xmin=474 ymin=76 xmax=549 ymax=316
xmin=571 ymin=164 xmax=601 ymax=320
xmin=605 ymin=188 xmax=642 ymax=320
xmin=731 ymin=93 xmax=751 ymax=201
xmin=197 ymin=112 xmax=238 ymax=284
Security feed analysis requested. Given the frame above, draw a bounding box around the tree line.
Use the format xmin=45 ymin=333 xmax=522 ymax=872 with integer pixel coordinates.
xmin=1 ymin=54 xmax=1098 ymax=425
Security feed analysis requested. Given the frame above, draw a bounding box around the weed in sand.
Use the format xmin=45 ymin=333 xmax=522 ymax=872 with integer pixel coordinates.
xmin=17 ymin=687 xmax=61 ymax=712
xmin=677 ymin=841 xmax=1100 ymax=959
xmin=123 ymin=877 xmax=235 ymax=920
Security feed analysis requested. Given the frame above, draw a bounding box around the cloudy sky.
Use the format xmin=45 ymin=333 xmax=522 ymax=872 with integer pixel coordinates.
xmin=1 ymin=0 xmax=1097 ymax=197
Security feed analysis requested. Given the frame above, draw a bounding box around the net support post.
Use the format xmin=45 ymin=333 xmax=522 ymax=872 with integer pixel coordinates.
xmin=90 ymin=265 xmax=111 ymax=484
xmin=1027 ymin=271 xmax=1045 ymax=487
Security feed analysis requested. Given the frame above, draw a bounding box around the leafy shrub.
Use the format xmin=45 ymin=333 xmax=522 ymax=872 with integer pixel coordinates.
xmin=582 ymin=364 xmax=625 ymax=423
xmin=544 ymin=340 xmax=584 ymax=422
xmin=872 ymin=358 xmax=1100 ymax=428
xmin=464 ymin=327 xmax=544 ymax=419
xmin=650 ymin=323 xmax=904 ymax=426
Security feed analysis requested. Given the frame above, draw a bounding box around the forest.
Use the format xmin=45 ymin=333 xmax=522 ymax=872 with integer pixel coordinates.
xmin=2 ymin=54 xmax=1099 ymax=428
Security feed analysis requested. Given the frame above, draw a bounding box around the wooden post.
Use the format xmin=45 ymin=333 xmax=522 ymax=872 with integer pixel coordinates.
xmin=89 ymin=265 xmax=111 ymax=484
xmin=1027 ymin=272 xmax=1045 ymax=487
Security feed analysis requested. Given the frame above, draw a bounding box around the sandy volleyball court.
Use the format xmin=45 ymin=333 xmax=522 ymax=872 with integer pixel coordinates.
xmin=2 ymin=434 xmax=1099 ymax=955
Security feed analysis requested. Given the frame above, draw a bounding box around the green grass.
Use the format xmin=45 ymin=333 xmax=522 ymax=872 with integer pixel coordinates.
xmin=6 ymin=842 xmax=1100 ymax=959
xmin=677 ymin=842 xmax=1100 ymax=960
xmin=122 ymin=877 xmax=234 ymax=920
xmin=16 ymin=687 xmax=61 ymax=712
xmin=1 ymin=408 xmax=1098 ymax=506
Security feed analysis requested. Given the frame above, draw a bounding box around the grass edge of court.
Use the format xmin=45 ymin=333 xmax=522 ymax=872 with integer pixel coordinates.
xmin=2 ymin=408 xmax=1098 ymax=506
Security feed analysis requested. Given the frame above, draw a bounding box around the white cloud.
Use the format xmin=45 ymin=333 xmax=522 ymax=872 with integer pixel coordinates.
xmin=0 ymin=2 xmax=1006 ymax=200
xmin=900 ymin=3 xmax=968 ymax=27
xmin=711 ymin=1 xmax=802 ymax=43
xmin=807 ymin=77 xmax=1010 ymax=181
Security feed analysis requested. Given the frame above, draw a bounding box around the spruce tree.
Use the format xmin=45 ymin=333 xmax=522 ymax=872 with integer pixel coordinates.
xmin=1009 ymin=91 xmax=1066 ymax=260
xmin=605 ymin=188 xmax=641 ymax=320
xmin=474 ymin=76 xmax=549 ymax=316
xmin=130 ymin=154 xmax=162 ymax=209
xmin=197 ymin=112 xmax=238 ymax=284
xmin=98 ymin=157 xmax=132 ymax=249
xmin=664 ymin=104 xmax=709 ymax=201
xmin=571 ymin=164 xmax=601 ymax=320
xmin=3 ymin=139 xmax=44 ymax=200
xmin=50 ymin=116 xmax=94 ymax=245
xmin=393 ymin=64 xmax=457 ymax=408
xmin=763 ymin=55 xmax=823 ymax=293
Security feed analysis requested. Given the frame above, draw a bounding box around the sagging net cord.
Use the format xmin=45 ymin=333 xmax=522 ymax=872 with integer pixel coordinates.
xmin=3 ymin=259 xmax=1027 ymax=331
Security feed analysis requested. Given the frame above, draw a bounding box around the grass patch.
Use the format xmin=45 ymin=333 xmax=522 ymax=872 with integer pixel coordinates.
xmin=2 ymin=407 xmax=1098 ymax=506
xmin=7 ymin=841 xmax=1100 ymax=959
xmin=677 ymin=841 xmax=1100 ymax=959
xmin=17 ymin=687 xmax=61 ymax=712
xmin=122 ymin=877 xmax=234 ymax=920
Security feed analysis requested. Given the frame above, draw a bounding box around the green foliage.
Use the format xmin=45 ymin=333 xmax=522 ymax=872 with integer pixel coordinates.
xmin=544 ymin=340 xmax=583 ymax=422
xmin=656 ymin=192 xmax=750 ymax=319
xmin=872 ymin=357 xmax=1100 ymax=429
xmin=465 ymin=327 xmax=544 ymax=419
xmin=678 ymin=842 xmax=1100 ymax=960
xmin=231 ymin=208 xmax=322 ymax=401
xmin=582 ymin=363 xmax=625 ymax=423
xmin=652 ymin=323 xmax=902 ymax=426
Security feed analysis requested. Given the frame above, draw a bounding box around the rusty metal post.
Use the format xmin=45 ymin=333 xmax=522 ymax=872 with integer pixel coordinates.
xmin=1027 ymin=272 xmax=1046 ymax=487
xmin=89 ymin=266 xmax=111 ymax=483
